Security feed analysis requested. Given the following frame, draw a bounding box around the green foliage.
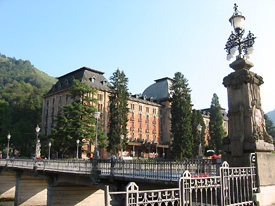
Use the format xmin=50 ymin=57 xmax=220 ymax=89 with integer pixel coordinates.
xmin=191 ymin=109 xmax=206 ymax=158
xmin=209 ymin=93 xmax=226 ymax=154
xmin=0 ymin=100 xmax=10 ymax=144
xmin=0 ymin=54 xmax=56 ymax=91
xmin=264 ymin=114 xmax=275 ymax=145
xmin=50 ymin=79 xmax=107 ymax=157
xmin=0 ymin=53 xmax=57 ymax=157
xmin=170 ymin=72 xmax=193 ymax=159
xmin=107 ymin=69 xmax=129 ymax=155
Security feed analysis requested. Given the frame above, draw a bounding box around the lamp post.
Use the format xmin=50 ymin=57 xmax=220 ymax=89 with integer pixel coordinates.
xmin=120 ymin=134 xmax=124 ymax=159
xmin=48 ymin=142 xmax=51 ymax=160
xmin=225 ymin=4 xmax=256 ymax=61
xmin=94 ymin=111 xmax=101 ymax=160
xmin=197 ymin=124 xmax=203 ymax=159
xmin=35 ymin=125 xmax=40 ymax=159
xmin=76 ymin=139 xmax=80 ymax=159
xmin=7 ymin=133 xmax=11 ymax=159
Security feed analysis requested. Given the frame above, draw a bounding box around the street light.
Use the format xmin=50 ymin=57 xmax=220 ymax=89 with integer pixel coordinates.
xmin=48 ymin=142 xmax=51 ymax=160
xmin=7 ymin=133 xmax=11 ymax=159
xmin=225 ymin=4 xmax=256 ymax=61
xmin=197 ymin=124 xmax=203 ymax=159
xmin=35 ymin=125 xmax=40 ymax=159
xmin=76 ymin=139 xmax=80 ymax=159
xmin=120 ymin=134 xmax=124 ymax=159
xmin=94 ymin=110 xmax=101 ymax=160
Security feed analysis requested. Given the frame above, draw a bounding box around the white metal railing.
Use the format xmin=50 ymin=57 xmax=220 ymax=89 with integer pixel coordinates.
xmin=105 ymin=182 xmax=180 ymax=206
xmin=105 ymin=161 xmax=256 ymax=206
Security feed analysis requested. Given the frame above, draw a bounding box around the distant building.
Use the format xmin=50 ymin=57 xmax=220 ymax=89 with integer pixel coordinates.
xmin=201 ymin=108 xmax=229 ymax=145
xmin=42 ymin=67 xmax=228 ymax=159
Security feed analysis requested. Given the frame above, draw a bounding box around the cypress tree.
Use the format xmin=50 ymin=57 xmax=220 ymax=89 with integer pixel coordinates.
xmin=209 ymin=93 xmax=226 ymax=154
xmin=170 ymin=72 xmax=193 ymax=159
xmin=51 ymin=79 xmax=106 ymax=157
xmin=107 ymin=69 xmax=129 ymax=155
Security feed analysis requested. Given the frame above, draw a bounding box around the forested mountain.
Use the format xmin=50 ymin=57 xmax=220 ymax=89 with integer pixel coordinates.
xmin=0 ymin=53 xmax=57 ymax=157
xmin=267 ymin=110 xmax=275 ymax=124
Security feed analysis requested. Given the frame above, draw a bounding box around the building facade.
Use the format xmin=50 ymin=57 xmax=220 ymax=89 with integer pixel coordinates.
xmin=42 ymin=67 xmax=228 ymax=159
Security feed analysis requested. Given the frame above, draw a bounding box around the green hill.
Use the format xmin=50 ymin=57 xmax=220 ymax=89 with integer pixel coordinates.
xmin=0 ymin=53 xmax=57 ymax=157
xmin=0 ymin=54 xmax=56 ymax=91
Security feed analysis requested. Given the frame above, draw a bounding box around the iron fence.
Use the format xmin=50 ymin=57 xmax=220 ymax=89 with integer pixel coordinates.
xmin=105 ymin=182 xmax=180 ymax=206
xmin=105 ymin=161 xmax=256 ymax=206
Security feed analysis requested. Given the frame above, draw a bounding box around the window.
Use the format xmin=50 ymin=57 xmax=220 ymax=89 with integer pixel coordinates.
xmin=131 ymin=104 xmax=135 ymax=110
xmin=139 ymin=105 xmax=142 ymax=112
xmin=146 ymin=107 xmax=149 ymax=113
xmin=52 ymin=98 xmax=55 ymax=105
xmin=139 ymin=113 xmax=142 ymax=122
xmin=89 ymin=77 xmax=95 ymax=83
xmin=97 ymin=93 xmax=103 ymax=101
xmin=46 ymin=100 xmax=49 ymax=107
xmin=98 ymin=104 xmax=103 ymax=111
xmin=66 ymin=94 xmax=69 ymax=102
xmin=131 ymin=112 xmax=134 ymax=121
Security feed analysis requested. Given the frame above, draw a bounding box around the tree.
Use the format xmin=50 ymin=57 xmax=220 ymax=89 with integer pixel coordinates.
xmin=264 ymin=114 xmax=275 ymax=145
xmin=107 ymin=69 xmax=129 ymax=155
xmin=209 ymin=93 xmax=226 ymax=154
xmin=0 ymin=54 xmax=56 ymax=157
xmin=0 ymin=100 xmax=11 ymax=152
xmin=51 ymin=79 xmax=106 ymax=157
xmin=170 ymin=72 xmax=193 ymax=159
xmin=191 ymin=109 xmax=206 ymax=158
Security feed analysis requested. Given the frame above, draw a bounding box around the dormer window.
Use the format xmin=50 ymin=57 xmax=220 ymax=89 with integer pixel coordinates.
xmin=89 ymin=77 xmax=95 ymax=83
xmin=64 ymin=79 xmax=69 ymax=85
xmin=102 ymin=80 xmax=107 ymax=85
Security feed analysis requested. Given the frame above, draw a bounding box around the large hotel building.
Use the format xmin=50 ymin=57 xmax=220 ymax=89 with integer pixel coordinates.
xmin=42 ymin=67 xmax=228 ymax=159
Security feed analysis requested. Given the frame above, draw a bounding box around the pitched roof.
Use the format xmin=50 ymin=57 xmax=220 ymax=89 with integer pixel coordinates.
xmin=44 ymin=67 xmax=110 ymax=96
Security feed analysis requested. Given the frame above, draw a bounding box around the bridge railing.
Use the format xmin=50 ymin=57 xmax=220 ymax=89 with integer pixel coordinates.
xmin=38 ymin=159 xmax=92 ymax=174
xmin=97 ymin=158 xmax=220 ymax=181
xmin=1 ymin=158 xmax=220 ymax=181
xmin=0 ymin=159 xmax=93 ymax=174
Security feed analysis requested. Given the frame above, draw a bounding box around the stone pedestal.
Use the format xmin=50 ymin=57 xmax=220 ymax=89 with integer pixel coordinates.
xmin=222 ymin=58 xmax=275 ymax=206
xmin=223 ymin=58 xmax=274 ymax=157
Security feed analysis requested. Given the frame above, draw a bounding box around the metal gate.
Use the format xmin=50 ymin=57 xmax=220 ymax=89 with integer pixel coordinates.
xmin=180 ymin=161 xmax=255 ymax=206
xmin=105 ymin=159 xmax=256 ymax=206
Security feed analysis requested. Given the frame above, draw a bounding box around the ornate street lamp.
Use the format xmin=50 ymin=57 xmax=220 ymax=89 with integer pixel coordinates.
xmin=225 ymin=4 xmax=256 ymax=61
xmin=197 ymin=124 xmax=203 ymax=159
xmin=120 ymin=134 xmax=124 ymax=159
xmin=35 ymin=125 xmax=40 ymax=159
xmin=7 ymin=133 xmax=11 ymax=159
xmin=48 ymin=142 xmax=51 ymax=160
xmin=76 ymin=139 xmax=80 ymax=159
xmin=94 ymin=110 xmax=101 ymax=160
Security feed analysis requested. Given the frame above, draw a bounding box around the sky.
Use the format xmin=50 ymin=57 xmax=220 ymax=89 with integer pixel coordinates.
xmin=1 ymin=0 xmax=275 ymax=113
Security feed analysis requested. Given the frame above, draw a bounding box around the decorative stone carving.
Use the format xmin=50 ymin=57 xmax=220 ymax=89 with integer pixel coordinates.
xmin=223 ymin=59 xmax=274 ymax=156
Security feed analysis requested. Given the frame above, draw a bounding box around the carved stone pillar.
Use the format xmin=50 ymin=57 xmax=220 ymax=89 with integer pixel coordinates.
xmin=223 ymin=58 xmax=274 ymax=157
